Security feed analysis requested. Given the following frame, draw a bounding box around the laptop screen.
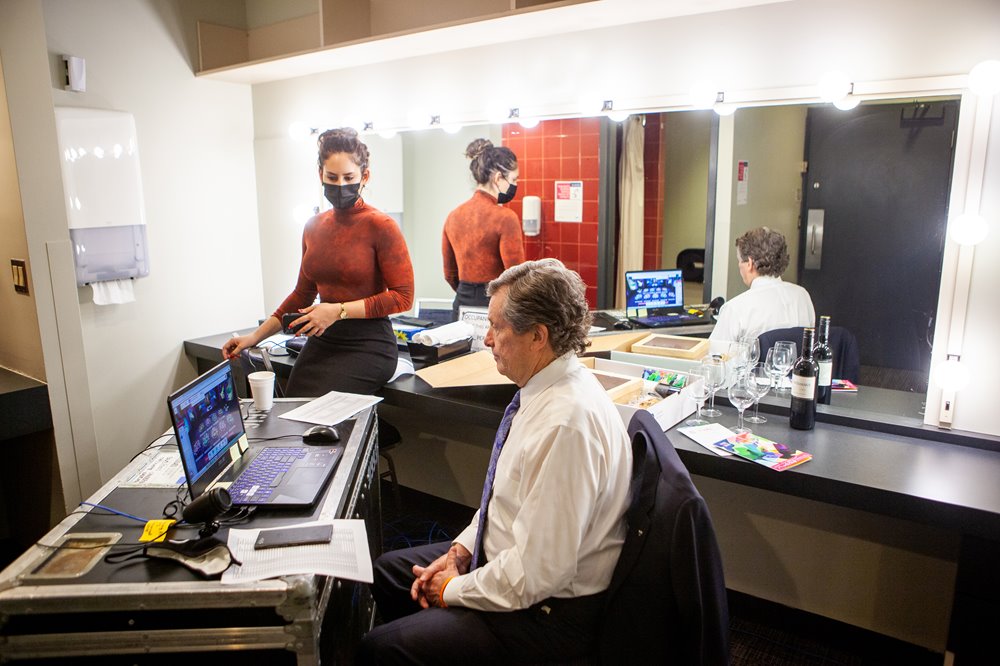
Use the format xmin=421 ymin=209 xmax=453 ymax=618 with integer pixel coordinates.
xmin=167 ymin=361 xmax=246 ymax=498
xmin=624 ymin=269 xmax=684 ymax=314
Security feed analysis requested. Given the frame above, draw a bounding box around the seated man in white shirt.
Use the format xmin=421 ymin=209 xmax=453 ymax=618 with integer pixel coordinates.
xmin=357 ymin=259 xmax=633 ymax=664
xmin=709 ymin=226 xmax=816 ymax=350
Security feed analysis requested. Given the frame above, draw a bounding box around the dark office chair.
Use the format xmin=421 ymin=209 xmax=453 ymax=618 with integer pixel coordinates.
xmin=757 ymin=326 xmax=860 ymax=383
xmin=676 ymin=248 xmax=706 ymax=283
xmin=594 ymin=410 xmax=730 ymax=664
xmin=378 ymin=417 xmax=403 ymax=508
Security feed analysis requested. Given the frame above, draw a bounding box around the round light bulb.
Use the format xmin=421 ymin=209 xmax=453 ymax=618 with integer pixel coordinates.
xmin=378 ymin=129 xmax=398 ymax=140
xmin=442 ymin=123 xmax=462 ymax=134
xmin=606 ymin=109 xmax=631 ymax=122
xmin=833 ymin=95 xmax=861 ymax=111
xmin=818 ymin=71 xmax=852 ymax=102
xmin=518 ymin=116 xmax=540 ymax=129
xmin=949 ymin=213 xmax=989 ymax=246
xmin=292 ymin=204 xmax=315 ymax=225
xmin=969 ymin=59 xmax=1000 ymax=96
xmin=689 ymin=81 xmax=719 ymax=109
xmin=288 ymin=121 xmax=312 ymax=141
xmin=713 ymin=102 xmax=738 ymax=117
xmin=933 ymin=358 xmax=971 ymax=392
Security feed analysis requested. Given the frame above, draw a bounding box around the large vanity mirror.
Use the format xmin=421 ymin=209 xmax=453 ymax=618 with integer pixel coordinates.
xmin=390 ymin=91 xmax=963 ymax=421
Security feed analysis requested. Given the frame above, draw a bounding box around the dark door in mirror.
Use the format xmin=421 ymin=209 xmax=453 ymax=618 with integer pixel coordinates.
xmin=798 ymin=100 xmax=958 ymax=392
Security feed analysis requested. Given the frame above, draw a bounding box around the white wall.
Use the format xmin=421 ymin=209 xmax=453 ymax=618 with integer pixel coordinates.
xmin=1 ymin=0 xmax=262 ymax=502
xmin=0 ymin=57 xmax=45 ymax=380
xmin=661 ymin=110 xmax=711 ymax=281
xmin=727 ymin=105 xmax=806 ymax=297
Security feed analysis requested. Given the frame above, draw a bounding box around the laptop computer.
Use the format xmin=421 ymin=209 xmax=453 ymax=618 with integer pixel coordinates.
xmin=624 ymin=269 xmax=705 ymax=328
xmin=167 ymin=361 xmax=342 ymax=508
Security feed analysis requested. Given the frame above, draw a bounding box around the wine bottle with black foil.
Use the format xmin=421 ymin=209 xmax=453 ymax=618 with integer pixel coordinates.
xmin=790 ymin=327 xmax=818 ymax=430
xmin=815 ymin=316 xmax=833 ymax=405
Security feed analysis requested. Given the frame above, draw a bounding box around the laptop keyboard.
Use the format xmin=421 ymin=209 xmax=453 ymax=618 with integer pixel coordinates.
xmin=632 ymin=312 xmax=705 ymax=328
xmin=229 ymin=446 xmax=308 ymax=504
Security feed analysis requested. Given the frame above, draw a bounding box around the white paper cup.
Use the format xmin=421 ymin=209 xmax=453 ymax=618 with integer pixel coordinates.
xmin=247 ymin=371 xmax=275 ymax=411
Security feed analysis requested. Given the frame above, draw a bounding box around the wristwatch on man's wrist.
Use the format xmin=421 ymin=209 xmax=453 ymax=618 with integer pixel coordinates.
xmin=339 ymin=303 xmax=349 ymax=320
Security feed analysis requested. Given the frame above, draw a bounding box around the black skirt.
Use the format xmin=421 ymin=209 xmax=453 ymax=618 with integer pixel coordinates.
xmin=285 ymin=317 xmax=398 ymax=397
xmin=452 ymin=281 xmax=490 ymax=322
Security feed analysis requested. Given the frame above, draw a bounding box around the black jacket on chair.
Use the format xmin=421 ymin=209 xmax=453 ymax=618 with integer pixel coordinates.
xmin=597 ymin=410 xmax=730 ymax=665
xmin=757 ymin=326 xmax=861 ymax=383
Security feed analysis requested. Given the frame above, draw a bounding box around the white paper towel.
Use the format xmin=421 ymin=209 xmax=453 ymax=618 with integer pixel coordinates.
xmin=412 ymin=321 xmax=474 ymax=346
xmin=91 ymin=278 xmax=135 ymax=305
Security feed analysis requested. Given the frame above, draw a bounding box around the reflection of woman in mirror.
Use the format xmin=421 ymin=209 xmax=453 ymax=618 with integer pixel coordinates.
xmin=441 ymin=138 xmax=525 ymax=321
xmin=709 ymin=226 xmax=814 ymax=349
xmin=223 ymin=127 xmax=414 ymax=395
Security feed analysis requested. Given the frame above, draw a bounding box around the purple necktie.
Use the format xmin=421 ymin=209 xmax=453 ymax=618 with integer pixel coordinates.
xmin=471 ymin=390 xmax=521 ymax=569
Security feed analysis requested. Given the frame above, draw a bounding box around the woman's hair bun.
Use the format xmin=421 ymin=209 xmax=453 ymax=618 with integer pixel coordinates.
xmin=465 ymin=138 xmax=493 ymax=160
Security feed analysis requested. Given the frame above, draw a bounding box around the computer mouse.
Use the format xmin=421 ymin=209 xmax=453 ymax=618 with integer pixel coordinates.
xmin=302 ymin=425 xmax=340 ymax=444
xmin=613 ymin=320 xmax=634 ymax=330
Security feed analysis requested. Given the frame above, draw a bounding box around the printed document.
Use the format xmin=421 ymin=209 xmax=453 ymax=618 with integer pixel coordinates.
xmin=278 ymin=391 xmax=382 ymax=426
xmin=222 ymin=519 xmax=373 ymax=584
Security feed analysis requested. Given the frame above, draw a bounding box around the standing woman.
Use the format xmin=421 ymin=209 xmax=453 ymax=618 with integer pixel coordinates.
xmin=442 ymin=138 xmax=525 ymax=321
xmin=223 ymin=128 xmax=414 ymax=396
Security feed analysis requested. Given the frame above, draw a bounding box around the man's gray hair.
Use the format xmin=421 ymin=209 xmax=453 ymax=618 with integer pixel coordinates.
xmin=487 ymin=259 xmax=591 ymax=356
xmin=735 ymin=226 xmax=790 ymax=277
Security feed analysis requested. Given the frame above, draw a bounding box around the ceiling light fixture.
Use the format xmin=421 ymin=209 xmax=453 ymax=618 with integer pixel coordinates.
xmin=949 ymin=212 xmax=989 ymax=246
xmin=969 ymin=59 xmax=1000 ymax=97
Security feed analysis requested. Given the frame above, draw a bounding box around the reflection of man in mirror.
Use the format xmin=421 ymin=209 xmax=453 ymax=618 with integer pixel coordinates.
xmin=442 ymin=139 xmax=526 ymax=322
xmin=709 ymin=226 xmax=815 ymax=349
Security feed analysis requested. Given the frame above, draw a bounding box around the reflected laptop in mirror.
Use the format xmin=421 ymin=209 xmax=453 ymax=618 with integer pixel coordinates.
xmin=625 ymin=269 xmax=705 ymax=328
xmin=415 ymin=298 xmax=456 ymax=327
xmin=167 ymin=361 xmax=341 ymax=508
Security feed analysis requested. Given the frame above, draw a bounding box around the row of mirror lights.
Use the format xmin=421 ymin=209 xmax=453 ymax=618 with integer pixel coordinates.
xmin=287 ymin=61 xmax=1000 ymax=140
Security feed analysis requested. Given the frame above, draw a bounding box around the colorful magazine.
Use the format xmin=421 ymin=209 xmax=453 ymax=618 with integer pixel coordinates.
xmin=712 ymin=432 xmax=812 ymax=471
xmin=832 ymin=379 xmax=858 ymax=392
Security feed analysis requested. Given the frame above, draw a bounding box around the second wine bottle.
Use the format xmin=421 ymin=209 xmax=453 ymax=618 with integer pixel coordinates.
xmin=790 ymin=327 xmax=818 ymax=430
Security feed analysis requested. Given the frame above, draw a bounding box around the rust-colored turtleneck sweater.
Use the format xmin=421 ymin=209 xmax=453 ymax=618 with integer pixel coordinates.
xmin=441 ymin=189 xmax=525 ymax=289
xmin=274 ymin=200 xmax=414 ymax=319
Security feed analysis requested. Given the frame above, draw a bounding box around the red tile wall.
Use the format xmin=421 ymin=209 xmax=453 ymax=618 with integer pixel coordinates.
xmin=502 ymin=117 xmax=601 ymax=308
xmin=643 ymin=114 xmax=665 ymax=269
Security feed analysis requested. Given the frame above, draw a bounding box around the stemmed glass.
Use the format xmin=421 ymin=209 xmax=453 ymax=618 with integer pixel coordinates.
xmin=745 ymin=363 xmax=772 ymax=424
xmin=685 ymin=367 xmax=711 ymax=426
xmin=767 ymin=342 xmax=796 ymax=393
xmin=727 ymin=340 xmax=751 ymax=378
xmin=700 ymin=356 xmax=727 ymax=418
xmin=744 ymin=336 xmax=761 ymax=367
xmin=727 ymin=373 xmax=756 ymax=434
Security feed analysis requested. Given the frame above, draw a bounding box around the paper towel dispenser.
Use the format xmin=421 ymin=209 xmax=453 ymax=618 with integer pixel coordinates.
xmin=522 ymin=195 xmax=541 ymax=236
xmin=55 ymin=107 xmax=150 ymax=286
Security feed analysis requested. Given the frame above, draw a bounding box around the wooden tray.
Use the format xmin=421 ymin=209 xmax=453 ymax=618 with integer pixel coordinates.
xmin=630 ymin=333 xmax=709 ymax=360
xmin=589 ymin=371 xmax=642 ymax=402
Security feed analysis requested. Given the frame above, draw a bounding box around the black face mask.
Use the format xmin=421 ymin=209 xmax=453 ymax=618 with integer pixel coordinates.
xmin=324 ymin=182 xmax=362 ymax=210
xmin=497 ymin=182 xmax=517 ymax=204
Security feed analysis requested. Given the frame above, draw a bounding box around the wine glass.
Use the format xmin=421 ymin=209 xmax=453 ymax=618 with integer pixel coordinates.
xmin=700 ymin=356 xmax=727 ymax=418
xmin=771 ymin=341 xmax=797 ymax=392
xmin=685 ymin=368 xmax=711 ymax=426
xmin=745 ymin=363 xmax=772 ymax=424
xmin=728 ymin=373 xmax=756 ymax=434
xmin=727 ymin=340 xmax=751 ymax=378
xmin=745 ymin=336 xmax=761 ymax=367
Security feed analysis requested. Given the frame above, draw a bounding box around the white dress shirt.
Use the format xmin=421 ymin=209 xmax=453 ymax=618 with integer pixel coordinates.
xmin=709 ymin=276 xmax=815 ymax=352
xmin=444 ymin=353 xmax=632 ymax=612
